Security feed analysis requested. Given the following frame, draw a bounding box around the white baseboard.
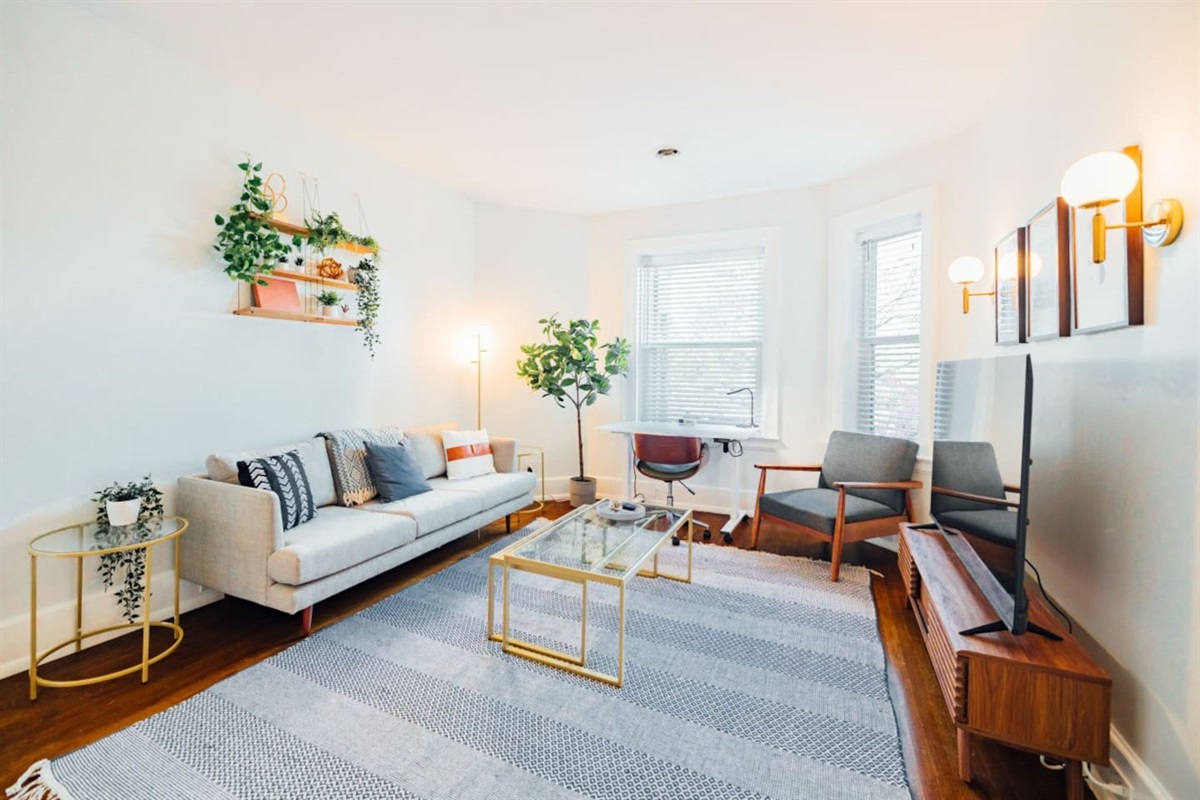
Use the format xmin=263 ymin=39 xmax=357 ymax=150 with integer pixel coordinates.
xmin=0 ymin=576 xmax=223 ymax=681
xmin=1097 ymin=724 xmax=1173 ymax=800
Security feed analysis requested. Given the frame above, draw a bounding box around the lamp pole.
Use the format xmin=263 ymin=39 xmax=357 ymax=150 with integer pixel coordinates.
xmin=472 ymin=328 xmax=487 ymax=429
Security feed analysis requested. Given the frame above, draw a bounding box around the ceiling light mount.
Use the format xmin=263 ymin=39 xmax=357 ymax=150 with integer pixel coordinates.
xmin=655 ymin=147 xmax=679 ymax=159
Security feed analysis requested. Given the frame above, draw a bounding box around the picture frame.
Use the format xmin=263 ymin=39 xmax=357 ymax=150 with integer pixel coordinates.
xmin=994 ymin=228 xmax=1026 ymax=346
xmin=1071 ymin=144 xmax=1145 ymax=334
xmin=1025 ymin=198 xmax=1071 ymax=341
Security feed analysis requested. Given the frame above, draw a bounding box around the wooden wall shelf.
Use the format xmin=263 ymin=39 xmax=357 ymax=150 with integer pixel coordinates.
xmin=257 ymin=215 xmax=379 ymax=254
xmin=233 ymin=307 xmax=358 ymax=327
xmin=268 ymin=269 xmax=357 ymax=292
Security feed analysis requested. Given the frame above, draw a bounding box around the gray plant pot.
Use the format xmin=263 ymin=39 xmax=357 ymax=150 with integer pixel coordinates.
xmin=568 ymin=477 xmax=597 ymax=507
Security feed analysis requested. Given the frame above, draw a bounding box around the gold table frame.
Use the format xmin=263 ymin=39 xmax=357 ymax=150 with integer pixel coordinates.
xmin=27 ymin=516 xmax=189 ymax=700
xmin=486 ymin=503 xmax=692 ymax=687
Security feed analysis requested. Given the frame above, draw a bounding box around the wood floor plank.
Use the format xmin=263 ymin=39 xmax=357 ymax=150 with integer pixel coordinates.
xmin=0 ymin=504 xmax=1071 ymax=798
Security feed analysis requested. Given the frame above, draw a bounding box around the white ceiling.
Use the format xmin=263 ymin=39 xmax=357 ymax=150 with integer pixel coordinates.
xmin=82 ymin=1 xmax=1047 ymax=215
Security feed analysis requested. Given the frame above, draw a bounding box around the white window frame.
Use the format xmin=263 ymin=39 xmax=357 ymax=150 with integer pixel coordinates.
xmin=828 ymin=188 xmax=937 ymax=455
xmin=624 ymin=228 xmax=782 ymax=439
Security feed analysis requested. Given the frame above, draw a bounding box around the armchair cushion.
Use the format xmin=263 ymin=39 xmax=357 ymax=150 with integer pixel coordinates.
xmin=817 ymin=431 xmax=919 ymax=514
xmin=758 ymin=487 xmax=901 ymax=535
xmin=935 ymin=509 xmax=1018 ymax=548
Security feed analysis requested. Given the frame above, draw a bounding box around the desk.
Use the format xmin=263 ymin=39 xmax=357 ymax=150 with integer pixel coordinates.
xmin=596 ymin=421 xmax=761 ymax=535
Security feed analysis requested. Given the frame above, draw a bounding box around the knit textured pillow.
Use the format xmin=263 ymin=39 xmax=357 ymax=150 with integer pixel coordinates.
xmin=442 ymin=428 xmax=496 ymax=480
xmin=237 ymin=450 xmax=316 ymax=530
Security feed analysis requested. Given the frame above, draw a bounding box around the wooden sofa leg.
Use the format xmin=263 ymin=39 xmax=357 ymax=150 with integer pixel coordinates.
xmin=300 ymin=606 xmax=313 ymax=637
xmin=505 ymin=514 xmax=512 ymax=534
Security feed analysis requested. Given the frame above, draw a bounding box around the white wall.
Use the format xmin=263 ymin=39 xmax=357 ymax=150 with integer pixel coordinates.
xmin=586 ymin=186 xmax=829 ymax=507
xmin=0 ymin=2 xmax=477 ymax=675
xmin=472 ymin=203 xmax=590 ymax=493
xmin=825 ymin=5 xmax=1199 ymax=796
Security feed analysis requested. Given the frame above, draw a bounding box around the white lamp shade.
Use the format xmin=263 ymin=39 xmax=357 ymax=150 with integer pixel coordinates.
xmin=948 ymin=256 xmax=985 ymax=285
xmin=1060 ymin=151 xmax=1139 ymax=208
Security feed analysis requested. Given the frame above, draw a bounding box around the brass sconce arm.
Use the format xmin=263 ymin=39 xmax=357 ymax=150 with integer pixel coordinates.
xmin=960 ymin=285 xmax=995 ymax=314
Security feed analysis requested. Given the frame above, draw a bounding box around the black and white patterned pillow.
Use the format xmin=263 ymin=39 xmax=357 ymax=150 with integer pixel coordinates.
xmin=237 ymin=450 xmax=316 ymax=530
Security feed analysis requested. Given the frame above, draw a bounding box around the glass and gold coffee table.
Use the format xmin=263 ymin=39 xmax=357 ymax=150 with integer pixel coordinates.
xmin=486 ymin=501 xmax=692 ymax=687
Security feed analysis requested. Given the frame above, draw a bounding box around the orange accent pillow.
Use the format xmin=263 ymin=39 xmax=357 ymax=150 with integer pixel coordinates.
xmin=442 ymin=429 xmax=496 ymax=480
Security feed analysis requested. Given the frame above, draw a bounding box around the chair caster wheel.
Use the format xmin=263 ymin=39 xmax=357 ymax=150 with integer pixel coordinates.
xmin=671 ymin=536 xmax=680 ymax=546
xmin=722 ymin=533 xmax=733 ymax=544
xmin=702 ymin=529 xmax=712 ymax=540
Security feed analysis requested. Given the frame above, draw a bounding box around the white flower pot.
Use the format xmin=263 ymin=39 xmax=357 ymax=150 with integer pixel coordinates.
xmin=321 ymin=306 xmax=338 ymax=318
xmin=107 ymin=498 xmax=141 ymax=526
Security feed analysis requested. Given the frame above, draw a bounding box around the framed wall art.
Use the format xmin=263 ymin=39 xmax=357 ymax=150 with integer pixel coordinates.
xmin=1025 ymin=198 xmax=1071 ymax=340
xmin=1071 ymin=144 xmax=1145 ymax=334
xmin=994 ymin=228 xmax=1026 ymax=346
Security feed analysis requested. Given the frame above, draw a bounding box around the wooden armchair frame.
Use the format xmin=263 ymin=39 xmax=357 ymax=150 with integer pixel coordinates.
xmin=750 ymin=463 xmax=922 ymax=581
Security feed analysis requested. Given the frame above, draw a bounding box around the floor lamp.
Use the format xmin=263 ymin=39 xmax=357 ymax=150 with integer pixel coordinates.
xmin=470 ymin=326 xmax=487 ymax=429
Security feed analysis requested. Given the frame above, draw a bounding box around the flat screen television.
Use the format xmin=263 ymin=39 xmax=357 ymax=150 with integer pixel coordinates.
xmin=930 ymin=354 xmax=1058 ymax=639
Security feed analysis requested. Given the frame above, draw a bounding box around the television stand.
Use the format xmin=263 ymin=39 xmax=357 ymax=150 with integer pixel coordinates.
xmin=898 ymin=524 xmax=1111 ymax=800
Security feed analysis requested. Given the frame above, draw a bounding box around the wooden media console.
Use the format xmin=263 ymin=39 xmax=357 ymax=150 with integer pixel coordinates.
xmin=898 ymin=524 xmax=1111 ymax=800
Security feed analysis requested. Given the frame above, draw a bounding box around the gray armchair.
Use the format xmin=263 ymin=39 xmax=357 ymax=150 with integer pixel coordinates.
xmin=750 ymin=431 xmax=921 ymax=581
xmin=930 ymin=440 xmax=1020 ymax=550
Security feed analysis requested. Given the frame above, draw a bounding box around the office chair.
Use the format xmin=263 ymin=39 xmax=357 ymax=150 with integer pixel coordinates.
xmin=632 ymin=433 xmax=717 ymax=544
xmin=750 ymin=430 xmax=921 ymax=581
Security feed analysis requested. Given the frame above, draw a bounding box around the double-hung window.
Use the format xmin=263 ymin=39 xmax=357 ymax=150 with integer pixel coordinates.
xmin=635 ymin=244 xmax=766 ymax=426
xmin=853 ymin=220 xmax=923 ymax=440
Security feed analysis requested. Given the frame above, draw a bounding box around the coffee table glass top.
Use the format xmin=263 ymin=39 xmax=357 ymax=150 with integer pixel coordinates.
xmin=507 ymin=502 xmax=688 ymax=580
xmin=28 ymin=517 xmax=188 ymax=557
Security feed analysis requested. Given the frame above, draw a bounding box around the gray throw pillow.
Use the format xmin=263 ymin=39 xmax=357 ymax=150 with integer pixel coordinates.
xmin=364 ymin=441 xmax=433 ymax=504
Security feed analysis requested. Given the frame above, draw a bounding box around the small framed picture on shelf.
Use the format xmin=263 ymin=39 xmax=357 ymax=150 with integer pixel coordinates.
xmin=1025 ymin=198 xmax=1071 ymax=341
xmin=994 ymin=228 xmax=1026 ymax=346
xmin=1071 ymin=144 xmax=1145 ymax=334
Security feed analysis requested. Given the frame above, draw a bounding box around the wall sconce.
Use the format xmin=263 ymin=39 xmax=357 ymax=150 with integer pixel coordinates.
xmin=1060 ymin=146 xmax=1183 ymax=264
xmin=948 ymin=256 xmax=993 ymax=314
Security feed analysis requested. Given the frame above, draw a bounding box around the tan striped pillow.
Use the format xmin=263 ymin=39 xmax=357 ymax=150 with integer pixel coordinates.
xmin=442 ymin=428 xmax=497 ymax=480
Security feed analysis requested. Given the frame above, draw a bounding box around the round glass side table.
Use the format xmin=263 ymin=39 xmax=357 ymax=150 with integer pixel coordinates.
xmin=516 ymin=445 xmax=546 ymax=518
xmin=26 ymin=516 xmax=189 ymax=700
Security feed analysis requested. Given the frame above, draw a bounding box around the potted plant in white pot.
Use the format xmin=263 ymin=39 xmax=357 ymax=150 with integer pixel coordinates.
xmin=316 ymin=289 xmax=342 ymax=318
xmin=94 ymin=476 xmax=164 ymax=621
xmin=517 ymin=316 xmax=629 ymax=506
xmin=96 ymin=477 xmax=159 ymax=526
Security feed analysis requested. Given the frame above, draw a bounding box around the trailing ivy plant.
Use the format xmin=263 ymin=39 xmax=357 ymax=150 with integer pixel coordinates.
xmin=213 ymin=158 xmax=301 ymax=285
xmin=352 ymin=257 xmax=380 ymax=358
xmin=305 ymin=210 xmax=379 ymax=254
xmin=93 ymin=477 xmax=165 ymax=623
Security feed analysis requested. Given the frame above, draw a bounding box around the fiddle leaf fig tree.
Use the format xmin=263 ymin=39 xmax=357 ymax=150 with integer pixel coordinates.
xmin=516 ymin=316 xmax=630 ymax=481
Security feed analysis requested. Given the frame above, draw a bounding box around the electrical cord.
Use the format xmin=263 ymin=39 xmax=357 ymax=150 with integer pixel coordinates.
xmin=1025 ymin=558 xmax=1072 ymax=634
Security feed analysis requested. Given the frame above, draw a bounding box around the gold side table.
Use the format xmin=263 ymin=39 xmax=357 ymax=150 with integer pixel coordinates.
xmin=516 ymin=444 xmax=546 ymax=518
xmin=27 ymin=516 xmax=188 ymax=700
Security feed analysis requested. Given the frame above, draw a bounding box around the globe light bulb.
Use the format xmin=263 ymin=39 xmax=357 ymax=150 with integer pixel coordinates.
xmin=1061 ymin=151 xmax=1139 ymax=209
xmin=948 ymin=256 xmax=985 ymax=285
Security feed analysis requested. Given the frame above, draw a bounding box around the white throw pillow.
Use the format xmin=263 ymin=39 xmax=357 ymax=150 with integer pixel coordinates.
xmin=442 ymin=428 xmax=497 ymax=480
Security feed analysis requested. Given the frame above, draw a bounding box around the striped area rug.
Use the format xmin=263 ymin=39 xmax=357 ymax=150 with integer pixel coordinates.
xmin=8 ymin=522 xmax=911 ymax=800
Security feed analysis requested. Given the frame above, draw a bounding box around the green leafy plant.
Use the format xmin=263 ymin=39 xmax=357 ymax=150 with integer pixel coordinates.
xmin=352 ymin=257 xmax=381 ymax=358
xmin=516 ymin=316 xmax=630 ymax=480
xmin=213 ymin=158 xmax=301 ymax=285
xmin=316 ymin=289 xmax=342 ymax=307
xmin=305 ymin=210 xmax=378 ymax=254
xmin=93 ymin=477 xmax=165 ymax=623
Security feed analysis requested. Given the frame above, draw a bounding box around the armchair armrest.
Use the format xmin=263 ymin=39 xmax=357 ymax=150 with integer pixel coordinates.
xmin=931 ymin=485 xmax=1019 ymax=509
xmin=177 ymin=475 xmax=283 ymax=605
xmin=753 ymin=464 xmax=823 ymax=472
xmin=489 ymin=437 xmax=517 ymax=473
xmin=832 ymin=480 xmax=923 ymax=490
xmin=1003 ymin=483 xmax=1022 ymax=494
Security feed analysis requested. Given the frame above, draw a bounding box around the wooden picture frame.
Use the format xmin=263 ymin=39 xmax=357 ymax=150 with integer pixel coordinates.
xmin=994 ymin=228 xmax=1026 ymax=346
xmin=1071 ymin=144 xmax=1145 ymax=334
xmin=1025 ymin=198 xmax=1071 ymax=341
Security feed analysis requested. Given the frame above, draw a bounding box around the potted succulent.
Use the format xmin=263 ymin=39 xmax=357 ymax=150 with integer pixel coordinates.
xmin=316 ymin=290 xmax=342 ymax=318
xmin=517 ymin=316 xmax=630 ymax=506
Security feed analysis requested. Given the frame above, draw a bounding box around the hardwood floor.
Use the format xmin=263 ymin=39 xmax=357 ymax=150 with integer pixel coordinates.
xmin=0 ymin=503 xmax=1070 ymax=798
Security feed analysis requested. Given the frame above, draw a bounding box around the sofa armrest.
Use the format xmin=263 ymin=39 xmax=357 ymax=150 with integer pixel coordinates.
xmin=177 ymin=475 xmax=283 ymax=605
xmin=490 ymin=437 xmax=517 ymax=473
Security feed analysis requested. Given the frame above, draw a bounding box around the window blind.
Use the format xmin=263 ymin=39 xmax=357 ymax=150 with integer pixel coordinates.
xmin=933 ymin=359 xmax=956 ymax=440
xmin=856 ymin=228 xmax=922 ymax=440
xmin=636 ymin=246 xmax=765 ymax=425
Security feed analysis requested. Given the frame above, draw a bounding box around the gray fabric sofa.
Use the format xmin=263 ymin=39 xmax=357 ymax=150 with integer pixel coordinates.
xmin=178 ymin=425 xmax=534 ymax=633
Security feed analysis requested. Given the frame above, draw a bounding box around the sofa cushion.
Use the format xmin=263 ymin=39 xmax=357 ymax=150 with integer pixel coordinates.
xmin=237 ymin=450 xmax=317 ymax=531
xmin=207 ymin=437 xmax=336 ymax=507
xmin=758 ymin=487 xmax=901 ymax=536
xmin=267 ymin=506 xmax=417 ymax=586
xmin=364 ymin=441 xmax=432 ymax=503
xmin=402 ymin=423 xmax=459 ymax=480
xmin=443 ymin=428 xmax=497 ymax=480
xmin=361 ymin=490 xmax=484 ymax=536
xmin=427 ymin=471 xmax=536 ymax=509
